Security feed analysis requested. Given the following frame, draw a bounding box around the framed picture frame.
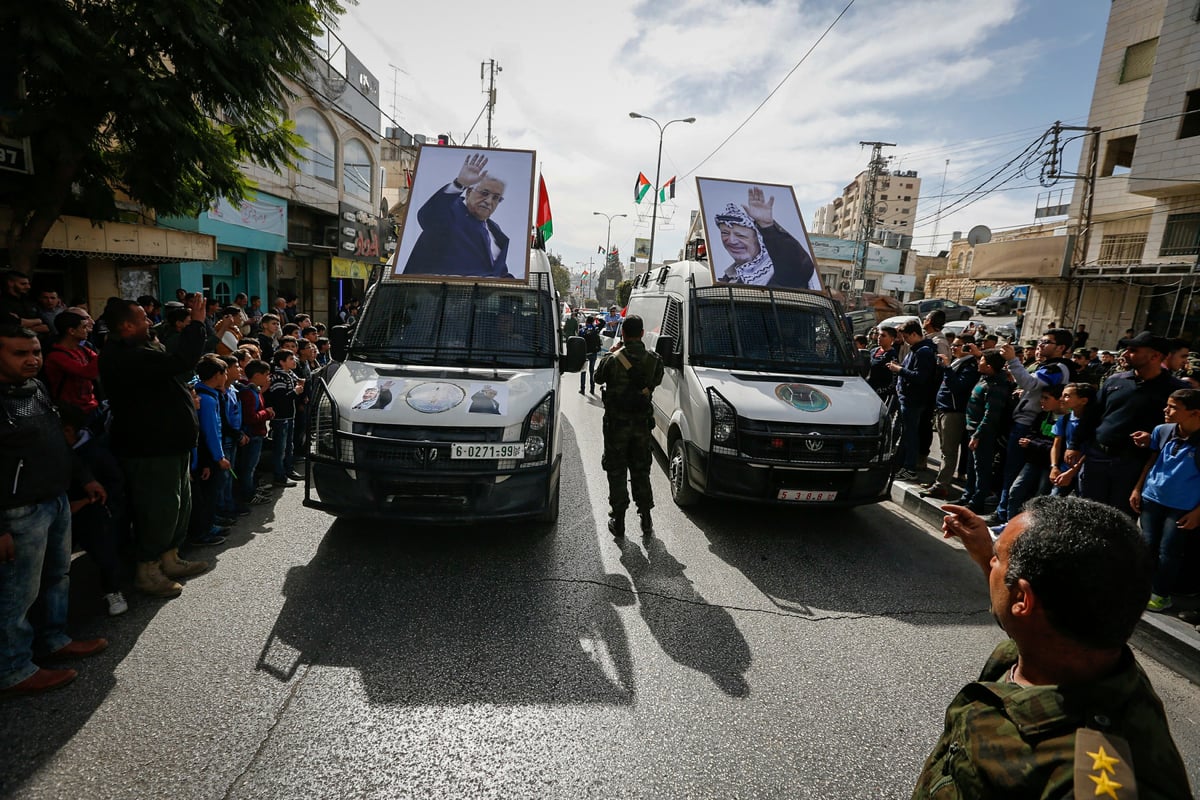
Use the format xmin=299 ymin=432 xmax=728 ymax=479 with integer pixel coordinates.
xmin=696 ymin=176 xmax=823 ymax=292
xmin=393 ymin=144 xmax=536 ymax=283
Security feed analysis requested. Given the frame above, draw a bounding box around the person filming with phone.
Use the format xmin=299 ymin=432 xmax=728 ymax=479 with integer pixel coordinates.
xmin=912 ymin=495 xmax=1191 ymax=797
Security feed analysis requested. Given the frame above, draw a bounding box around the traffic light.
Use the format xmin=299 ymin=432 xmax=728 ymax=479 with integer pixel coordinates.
xmin=437 ymin=134 xmax=449 ymax=146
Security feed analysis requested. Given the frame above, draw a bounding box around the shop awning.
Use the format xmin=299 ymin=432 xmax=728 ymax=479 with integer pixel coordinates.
xmin=37 ymin=214 xmax=216 ymax=262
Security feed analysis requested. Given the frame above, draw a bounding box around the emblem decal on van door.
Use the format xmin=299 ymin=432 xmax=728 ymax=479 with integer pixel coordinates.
xmin=405 ymin=382 xmax=466 ymax=413
xmin=774 ymin=383 xmax=831 ymax=412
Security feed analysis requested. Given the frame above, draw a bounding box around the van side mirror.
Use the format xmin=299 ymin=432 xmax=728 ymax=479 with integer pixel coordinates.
xmin=562 ymin=335 xmax=586 ymax=373
xmin=330 ymin=325 xmax=350 ymax=363
xmin=856 ymin=349 xmax=870 ymax=378
xmin=655 ymin=335 xmax=681 ymax=369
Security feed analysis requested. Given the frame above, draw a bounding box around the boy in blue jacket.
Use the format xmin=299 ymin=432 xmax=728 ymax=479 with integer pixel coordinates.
xmin=188 ymin=356 xmax=231 ymax=547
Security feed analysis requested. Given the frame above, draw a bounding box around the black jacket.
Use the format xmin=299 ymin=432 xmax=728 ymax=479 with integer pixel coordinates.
xmin=0 ymin=379 xmax=91 ymax=510
xmin=99 ymin=321 xmax=206 ymax=457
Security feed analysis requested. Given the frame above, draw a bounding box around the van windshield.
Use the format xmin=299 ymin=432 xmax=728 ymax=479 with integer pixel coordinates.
xmin=349 ymin=277 xmax=556 ymax=368
xmin=689 ymin=286 xmax=856 ymax=375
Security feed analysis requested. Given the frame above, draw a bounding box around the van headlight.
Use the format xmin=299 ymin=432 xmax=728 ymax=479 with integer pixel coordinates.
xmin=707 ymin=388 xmax=738 ymax=456
xmin=521 ymin=392 xmax=553 ymax=466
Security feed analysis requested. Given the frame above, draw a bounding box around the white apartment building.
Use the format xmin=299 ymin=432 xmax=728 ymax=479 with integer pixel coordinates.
xmin=965 ymin=0 xmax=1199 ymax=347
xmin=816 ymin=169 xmax=921 ymax=248
xmin=1065 ymin=0 xmax=1199 ymax=340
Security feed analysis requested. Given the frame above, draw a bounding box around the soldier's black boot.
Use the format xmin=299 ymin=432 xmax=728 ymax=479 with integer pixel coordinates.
xmin=639 ymin=512 xmax=653 ymax=537
xmin=607 ymin=515 xmax=625 ymax=538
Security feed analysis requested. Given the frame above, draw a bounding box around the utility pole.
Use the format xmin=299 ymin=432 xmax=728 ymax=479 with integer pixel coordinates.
xmin=481 ymin=59 xmax=502 ymax=147
xmin=851 ymin=141 xmax=895 ymax=309
xmin=929 ymin=158 xmax=950 ymax=256
xmin=1041 ymin=121 xmax=1101 ymax=327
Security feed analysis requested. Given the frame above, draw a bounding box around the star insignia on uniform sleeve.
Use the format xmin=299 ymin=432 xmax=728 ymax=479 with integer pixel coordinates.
xmin=1087 ymin=745 xmax=1120 ymax=774
xmin=1089 ymin=770 xmax=1123 ymax=800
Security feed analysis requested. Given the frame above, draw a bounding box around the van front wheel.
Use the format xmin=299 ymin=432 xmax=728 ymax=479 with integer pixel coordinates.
xmin=537 ymin=479 xmax=560 ymax=524
xmin=669 ymin=438 xmax=701 ymax=507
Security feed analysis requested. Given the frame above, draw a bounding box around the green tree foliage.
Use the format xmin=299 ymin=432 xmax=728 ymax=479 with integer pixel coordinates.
xmin=547 ymin=253 xmax=570 ymax=297
xmin=616 ymin=280 xmax=632 ymax=307
xmin=0 ymin=0 xmax=344 ymax=270
xmin=594 ymin=247 xmax=623 ymax=307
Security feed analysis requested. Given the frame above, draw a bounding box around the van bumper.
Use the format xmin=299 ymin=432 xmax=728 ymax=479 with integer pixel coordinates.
xmin=686 ymin=442 xmax=890 ymax=507
xmin=302 ymin=456 xmax=559 ymax=524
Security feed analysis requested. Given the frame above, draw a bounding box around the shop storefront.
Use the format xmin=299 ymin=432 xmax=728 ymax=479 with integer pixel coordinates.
xmin=160 ymin=193 xmax=287 ymax=305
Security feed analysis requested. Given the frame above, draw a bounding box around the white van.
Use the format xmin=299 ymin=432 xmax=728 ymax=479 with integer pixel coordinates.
xmin=303 ymin=249 xmax=584 ymax=523
xmin=626 ymin=261 xmax=894 ymax=507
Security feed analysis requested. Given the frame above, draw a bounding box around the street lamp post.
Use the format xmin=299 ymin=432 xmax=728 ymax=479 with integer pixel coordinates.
xmin=629 ymin=112 xmax=695 ymax=274
xmin=592 ymin=211 xmax=627 ymax=279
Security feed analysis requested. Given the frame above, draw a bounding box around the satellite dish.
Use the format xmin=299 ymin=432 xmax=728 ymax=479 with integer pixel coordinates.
xmin=967 ymin=225 xmax=992 ymax=246
xmin=874 ymin=202 xmax=888 ymax=217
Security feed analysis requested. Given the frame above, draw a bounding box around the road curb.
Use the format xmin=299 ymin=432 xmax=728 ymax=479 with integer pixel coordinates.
xmin=889 ymin=477 xmax=1200 ymax=685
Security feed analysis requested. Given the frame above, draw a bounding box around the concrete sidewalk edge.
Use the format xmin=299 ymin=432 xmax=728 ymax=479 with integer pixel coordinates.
xmin=888 ymin=477 xmax=1200 ymax=686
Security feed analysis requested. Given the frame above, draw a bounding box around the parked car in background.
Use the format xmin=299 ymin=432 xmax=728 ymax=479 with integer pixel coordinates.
xmin=901 ymin=298 xmax=973 ymax=321
xmin=994 ymin=322 xmax=1017 ymax=342
xmin=942 ymin=320 xmax=981 ymax=338
xmin=844 ymin=309 xmax=879 ymax=336
xmin=975 ymin=285 xmax=1029 ymax=315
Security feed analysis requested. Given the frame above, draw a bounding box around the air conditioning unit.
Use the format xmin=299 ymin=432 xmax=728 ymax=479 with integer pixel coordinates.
xmin=323 ymin=226 xmax=340 ymax=247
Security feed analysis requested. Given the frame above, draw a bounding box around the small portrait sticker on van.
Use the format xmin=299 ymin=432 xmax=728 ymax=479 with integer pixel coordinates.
xmin=405 ymin=382 xmax=466 ymax=414
xmin=467 ymin=383 xmax=508 ymax=415
xmin=353 ymin=380 xmax=399 ymax=411
xmin=775 ymin=383 xmax=831 ymax=413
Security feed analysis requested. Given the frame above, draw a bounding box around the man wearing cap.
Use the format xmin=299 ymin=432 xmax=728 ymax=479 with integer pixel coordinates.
xmin=1067 ymin=332 xmax=1189 ymax=516
xmin=603 ymin=305 xmax=622 ymax=336
xmin=1073 ymin=347 xmax=1103 ymax=386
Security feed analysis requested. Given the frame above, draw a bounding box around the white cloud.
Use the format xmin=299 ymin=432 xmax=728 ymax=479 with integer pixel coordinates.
xmin=335 ymin=0 xmax=1103 ymax=270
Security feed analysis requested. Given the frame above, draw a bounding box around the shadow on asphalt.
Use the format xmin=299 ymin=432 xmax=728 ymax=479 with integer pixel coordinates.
xmin=253 ymin=416 xmax=745 ymax=706
xmin=683 ymin=495 xmax=990 ymax=625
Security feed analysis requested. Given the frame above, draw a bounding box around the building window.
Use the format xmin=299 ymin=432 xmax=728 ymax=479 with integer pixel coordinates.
xmin=863 ymin=279 xmax=876 ymax=293
xmin=1120 ymin=38 xmax=1157 ymax=83
xmin=1097 ymin=233 xmax=1147 ymax=265
xmin=295 ymin=108 xmax=336 ymax=183
xmin=903 ymin=195 xmax=911 ymax=201
xmin=1180 ymin=90 xmax=1200 ymax=139
xmin=1160 ymin=213 xmax=1200 ymax=257
xmin=956 ymin=253 xmax=965 ymax=270
xmin=343 ymin=139 xmax=373 ymax=201
xmin=1101 ymin=135 xmax=1137 ymax=176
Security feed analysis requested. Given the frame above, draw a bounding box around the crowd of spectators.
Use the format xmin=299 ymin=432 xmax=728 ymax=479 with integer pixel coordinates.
xmin=1 ymin=269 xmax=335 ymax=696
xmin=867 ymin=309 xmax=1200 ymax=622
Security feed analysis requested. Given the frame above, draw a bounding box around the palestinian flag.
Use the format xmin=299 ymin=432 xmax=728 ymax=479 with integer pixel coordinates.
xmin=659 ymin=176 xmax=676 ymax=203
xmin=635 ymin=172 xmax=651 ymax=204
xmin=536 ymin=175 xmax=553 ymax=244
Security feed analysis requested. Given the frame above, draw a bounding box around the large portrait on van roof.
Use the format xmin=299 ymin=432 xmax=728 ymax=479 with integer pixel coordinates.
xmin=393 ymin=144 xmax=535 ymax=283
xmin=696 ymin=176 xmax=822 ymax=292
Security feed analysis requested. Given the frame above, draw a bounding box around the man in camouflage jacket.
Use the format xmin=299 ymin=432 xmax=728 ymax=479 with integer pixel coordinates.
xmin=913 ymin=495 xmax=1191 ymax=799
xmin=594 ymin=314 xmax=663 ymax=539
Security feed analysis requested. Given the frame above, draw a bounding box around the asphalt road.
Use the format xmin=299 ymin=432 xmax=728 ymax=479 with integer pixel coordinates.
xmin=3 ymin=389 xmax=1198 ymax=799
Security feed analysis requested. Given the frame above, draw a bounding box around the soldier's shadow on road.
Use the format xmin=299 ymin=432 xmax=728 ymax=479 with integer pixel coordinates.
xmin=255 ymin=418 xmax=649 ymax=707
xmin=617 ymin=536 xmax=750 ymax=697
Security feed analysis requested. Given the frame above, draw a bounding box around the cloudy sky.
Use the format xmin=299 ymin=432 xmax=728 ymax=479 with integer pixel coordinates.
xmin=336 ymin=0 xmax=1110 ymax=275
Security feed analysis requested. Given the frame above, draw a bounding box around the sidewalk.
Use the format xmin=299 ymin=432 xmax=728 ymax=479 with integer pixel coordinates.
xmin=889 ymin=465 xmax=1200 ymax=686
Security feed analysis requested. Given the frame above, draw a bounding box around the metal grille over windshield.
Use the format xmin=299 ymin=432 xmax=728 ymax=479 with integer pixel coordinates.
xmin=351 ymin=274 xmax=556 ymax=368
xmin=689 ymin=286 xmax=854 ymax=374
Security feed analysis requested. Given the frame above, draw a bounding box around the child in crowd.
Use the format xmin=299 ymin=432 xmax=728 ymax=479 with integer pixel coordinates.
xmin=1049 ymin=382 xmax=1096 ymax=496
xmin=238 ymin=359 xmax=275 ymax=505
xmin=60 ymin=403 xmax=128 ymax=616
xmin=189 ymin=356 xmax=231 ymax=546
xmin=216 ymin=354 xmax=249 ymax=519
xmin=998 ymin=384 xmax=1064 ymax=531
xmin=1131 ymin=388 xmax=1200 ymax=612
xmin=266 ymin=349 xmax=303 ymax=487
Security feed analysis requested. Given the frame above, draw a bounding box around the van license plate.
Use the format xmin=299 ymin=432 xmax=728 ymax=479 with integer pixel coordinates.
xmin=777 ymin=489 xmax=838 ymax=502
xmin=451 ymin=443 xmax=525 ymax=460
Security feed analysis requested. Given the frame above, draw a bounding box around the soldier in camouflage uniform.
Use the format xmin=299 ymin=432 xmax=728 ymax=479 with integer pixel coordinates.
xmin=594 ymin=315 xmax=664 ymax=538
xmin=914 ymin=495 xmax=1191 ymax=799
